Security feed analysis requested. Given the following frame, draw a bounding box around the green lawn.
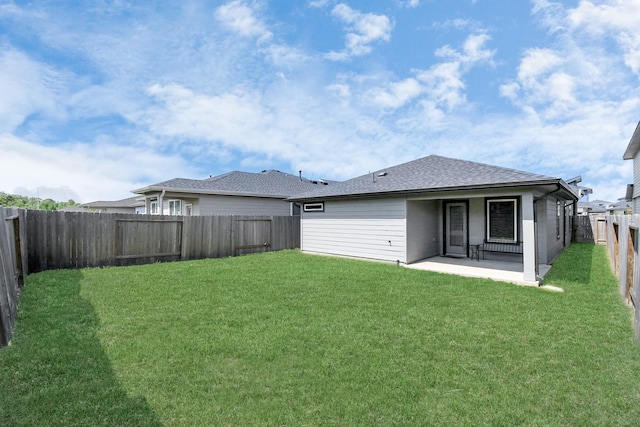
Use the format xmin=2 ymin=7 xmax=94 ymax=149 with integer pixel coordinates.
xmin=1 ymin=243 xmax=639 ymax=426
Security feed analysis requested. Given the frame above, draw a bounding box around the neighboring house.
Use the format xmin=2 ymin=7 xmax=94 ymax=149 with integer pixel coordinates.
xmin=132 ymin=169 xmax=329 ymax=216
xmin=577 ymin=199 xmax=611 ymax=216
xmin=58 ymin=205 xmax=89 ymax=212
xmin=291 ymin=155 xmax=578 ymax=285
xmin=81 ymin=196 xmax=144 ymax=214
xmin=623 ymin=121 xmax=640 ymax=213
xmin=607 ymin=199 xmax=632 ymax=215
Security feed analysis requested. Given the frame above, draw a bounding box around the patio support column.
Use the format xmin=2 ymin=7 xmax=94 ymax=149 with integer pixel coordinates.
xmin=522 ymin=192 xmax=537 ymax=283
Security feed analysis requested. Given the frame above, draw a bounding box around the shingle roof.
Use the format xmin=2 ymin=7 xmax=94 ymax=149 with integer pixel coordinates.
xmin=291 ymin=155 xmax=569 ymax=201
xmin=134 ymin=170 xmax=328 ymax=198
xmin=81 ymin=196 xmax=143 ymax=208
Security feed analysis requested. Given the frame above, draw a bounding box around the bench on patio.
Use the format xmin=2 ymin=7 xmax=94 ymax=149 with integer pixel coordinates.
xmin=470 ymin=241 xmax=523 ymax=260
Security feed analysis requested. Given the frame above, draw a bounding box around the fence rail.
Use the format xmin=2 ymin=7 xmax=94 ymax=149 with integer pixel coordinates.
xmin=604 ymin=215 xmax=640 ymax=342
xmin=0 ymin=207 xmax=27 ymax=346
xmin=27 ymin=211 xmax=300 ymax=273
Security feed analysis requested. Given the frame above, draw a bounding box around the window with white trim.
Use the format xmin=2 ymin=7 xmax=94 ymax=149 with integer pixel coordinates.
xmin=486 ymin=198 xmax=518 ymax=242
xmin=150 ymin=200 xmax=159 ymax=215
xmin=169 ymin=199 xmax=182 ymax=216
xmin=556 ymin=200 xmax=562 ymax=239
xmin=303 ymin=202 xmax=324 ymax=212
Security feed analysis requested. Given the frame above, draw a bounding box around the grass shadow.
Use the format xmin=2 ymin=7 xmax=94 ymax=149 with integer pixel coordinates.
xmin=0 ymin=269 xmax=161 ymax=427
xmin=543 ymin=242 xmax=599 ymax=286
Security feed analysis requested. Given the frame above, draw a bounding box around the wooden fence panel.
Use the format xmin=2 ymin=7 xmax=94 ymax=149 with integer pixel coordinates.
xmin=26 ymin=212 xmax=300 ymax=272
xmin=0 ymin=207 xmax=27 ymax=346
xmin=604 ymin=215 xmax=640 ymax=344
xmin=575 ymin=216 xmax=595 ymax=242
xmin=234 ymin=217 xmax=272 ymax=255
xmin=115 ymin=218 xmax=183 ymax=265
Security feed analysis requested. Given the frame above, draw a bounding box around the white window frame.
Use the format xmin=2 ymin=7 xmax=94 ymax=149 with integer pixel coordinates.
xmin=556 ymin=200 xmax=562 ymax=240
xmin=169 ymin=199 xmax=182 ymax=216
xmin=150 ymin=200 xmax=159 ymax=215
xmin=486 ymin=198 xmax=518 ymax=242
xmin=303 ymin=202 xmax=324 ymax=212
xmin=185 ymin=203 xmax=193 ymax=216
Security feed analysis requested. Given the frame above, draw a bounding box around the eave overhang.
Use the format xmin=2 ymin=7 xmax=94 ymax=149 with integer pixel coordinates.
xmin=623 ymin=121 xmax=640 ymax=160
xmin=132 ymin=186 xmax=292 ymax=200
xmin=289 ymin=179 xmax=579 ymax=203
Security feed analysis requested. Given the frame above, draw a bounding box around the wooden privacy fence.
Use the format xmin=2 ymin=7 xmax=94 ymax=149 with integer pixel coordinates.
xmin=0 ymin=207 xmax=28 ymax=346
xmin=27 ymin=211 xmax=300 ymax=273
xmin=574 ymin=215 xmax=607 ymax=244
xmin=604 ymin=215 xmax=640 ymax=342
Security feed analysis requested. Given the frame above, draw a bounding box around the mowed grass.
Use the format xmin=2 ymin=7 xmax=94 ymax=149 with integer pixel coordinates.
xmin=2 ymin=244 xmax=640 ymax=426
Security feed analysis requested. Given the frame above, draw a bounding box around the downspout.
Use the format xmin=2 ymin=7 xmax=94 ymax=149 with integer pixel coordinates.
xmin=158 ymin=189 xmax=166 ymax=215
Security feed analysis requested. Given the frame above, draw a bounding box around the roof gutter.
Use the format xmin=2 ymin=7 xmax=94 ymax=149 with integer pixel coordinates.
xmin=290 ymin=179 xmax=576 ymax=202
xmin=134 ymin=186 xmax=296 ymax=199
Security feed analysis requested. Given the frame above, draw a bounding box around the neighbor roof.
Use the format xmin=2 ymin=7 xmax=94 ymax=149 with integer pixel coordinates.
xmin=291 ymin=155 xmax=577 ymax=201
xmin=623 ymin=121 xmax=640 ymax=160
xmin=133 ymin=169 xmax=328 ymax=198
xmin=81 ymin=196 xmax=143 ymax=209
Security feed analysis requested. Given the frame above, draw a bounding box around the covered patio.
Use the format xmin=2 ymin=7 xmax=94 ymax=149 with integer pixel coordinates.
xmin=405 ymin=256 xmax=552 ymax=286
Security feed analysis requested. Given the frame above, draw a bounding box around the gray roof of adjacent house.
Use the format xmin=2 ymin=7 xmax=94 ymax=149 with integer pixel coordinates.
xmin=578 ymin=199 xmax=611 ymax=214
xmin=133 ymin=169 xmax=329 ymax=198
xmin=81 ymin=196 xmax=143 ymax=209
xmin=623 ymin=121 xmax=640 ymax=159
xmin=290 ymin=155 xmax=577 ymax=201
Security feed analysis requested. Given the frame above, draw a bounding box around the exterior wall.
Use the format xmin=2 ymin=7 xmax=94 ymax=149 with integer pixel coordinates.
xmin=301 ymin=198 xmax=407 ymax=263
xmin=406 ymin=200 xmax=440 ymax=263
xmin=541 ymin=195 xmax=567 ymax=264
xmin=468 ymin=198 xmax=485 ymax=246
xmin=155 ymin=194 xmax=291 ymax=216
xmin=198 ymin=195 xmax=291 ymax=216
xmin=536 ymin=198 xmax=548 ymax=264
xmin=90 ymin=207 xmax=137 ymax=214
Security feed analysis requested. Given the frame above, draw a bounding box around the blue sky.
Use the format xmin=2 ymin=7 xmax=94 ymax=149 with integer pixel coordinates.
xmin=1 ymin=0 xmax=639 ymax=203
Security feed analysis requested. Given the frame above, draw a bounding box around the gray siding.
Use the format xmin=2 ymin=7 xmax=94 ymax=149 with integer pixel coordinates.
xmin=406 ymin=200 xmax=440 ymax=263
xmin=192 ymin=195 xmax=291 ymax=216
xmin=543 ymin=195 xmax=566 ymax=264
xmin=301 ymin=198 xmax=407 ymax=262
xmin=536 ymin=199 xmax=549 ymax=264
xmin=468 ymin=198 xmax=485 ymax=246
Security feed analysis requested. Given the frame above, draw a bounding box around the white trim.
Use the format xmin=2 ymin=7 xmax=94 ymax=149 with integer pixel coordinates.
xmin=303 ymin=202 xmax=324 ymax=212
xmin=169 ymin=199 xmax=182 ymax=216
xmin=486 ymin=198 xmax=518 ymax=242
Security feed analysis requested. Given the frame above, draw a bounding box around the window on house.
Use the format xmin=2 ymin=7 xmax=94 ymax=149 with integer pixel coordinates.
xmin=150 ymin=201 xmax=159 ymax=215
xmin=169 ymin=200 xmax=182 ymax=216
xmin=556 ymin=200 xmax=562 ymax=240
xmin=303 ymin=202 xmax=324 ymax=212
xmin=486 ymin=198 xmax=518 ymax=242
xmin=185 ymin=204 xmax=193 ymax=216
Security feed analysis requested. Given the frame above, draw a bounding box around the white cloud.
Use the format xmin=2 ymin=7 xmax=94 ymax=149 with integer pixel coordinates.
xmin=144 ymin=83 xmax=270 ymax=148
xmin=365 ymin=78 xmax=423 ymax=109
xmin=500 ymin=0 xmax=640 ymax=126
xmin=567 ymin=0 xmax=640 ymax=74
xmin=361 ymin=32 xmax=494 ymax=112
xmin=0 ymin=133 xmax=190 ymax=202
xmin=0 ymin=48 xmax=62 ymax=133
xmin=308 ymin=0 xmax=332 ymax=8
xmin=215 ymin=1 xmax=272 ymax=42
xmin=325 ymin=4 xmax=393 ymax=60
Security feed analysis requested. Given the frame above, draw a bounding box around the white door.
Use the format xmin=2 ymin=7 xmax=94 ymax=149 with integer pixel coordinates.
xmin=446 ymin=202 xmax=467 ymax=256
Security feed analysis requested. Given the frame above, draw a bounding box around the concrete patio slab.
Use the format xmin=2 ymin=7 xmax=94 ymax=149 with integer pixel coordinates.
xmin=405 ymin=256 xmax=552 ymax=287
